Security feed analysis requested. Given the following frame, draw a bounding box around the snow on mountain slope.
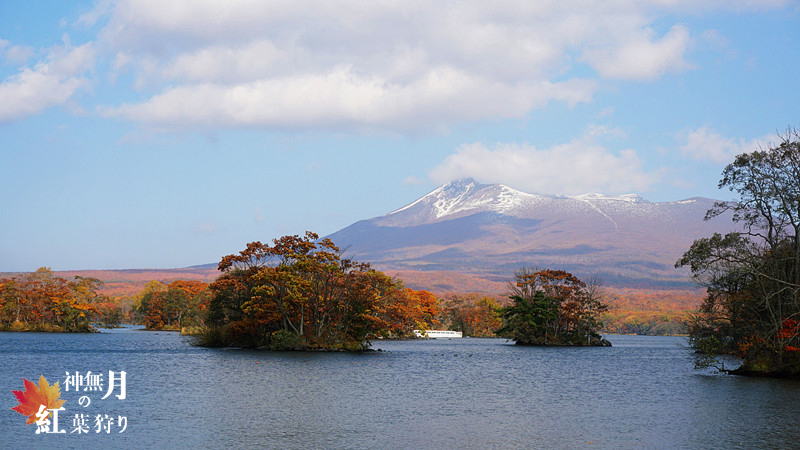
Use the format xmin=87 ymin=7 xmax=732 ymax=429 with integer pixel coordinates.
xmin=569 ymin=193 xmax=648 ymax=203
xmin=383 ymin=178 xmax=550 ymax=226
xmin=328 ymin=178 xmax=735 ymax=286
xmin=379 ymin=178 xmax=706 ymax=228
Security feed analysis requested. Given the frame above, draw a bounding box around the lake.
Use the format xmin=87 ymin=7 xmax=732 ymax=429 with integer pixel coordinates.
xmin=2 ymin=328 xmax=800 ymax=449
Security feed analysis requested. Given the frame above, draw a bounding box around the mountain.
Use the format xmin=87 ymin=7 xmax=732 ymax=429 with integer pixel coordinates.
xmin=327 ymin=178 xmax=735 ymax=287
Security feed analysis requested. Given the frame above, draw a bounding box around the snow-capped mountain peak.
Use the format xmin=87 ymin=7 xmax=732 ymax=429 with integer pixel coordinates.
xmin=385 ymin=179 xmax=653 ymax=225
xmin=429 ymin=178 xmax=480 ymax=218
xmin=327 ymin=179 xmax=734 ymax=286
xmin=388 ymin=178 xmax=478 ymax=217
xmin=386 ymin=178 xmax=550 ymax=224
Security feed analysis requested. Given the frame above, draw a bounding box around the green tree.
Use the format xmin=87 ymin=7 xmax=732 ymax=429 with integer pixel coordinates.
xmin=497 ymin=269 xmax=610 ymax=346
xmin=677 ymin=128 xmax=800 ymax=376
xmin=497 ymin=291 xmax=559 ymax=344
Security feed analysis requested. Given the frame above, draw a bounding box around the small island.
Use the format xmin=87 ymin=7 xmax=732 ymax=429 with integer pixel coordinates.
xmin=199 ymin=232 xmax=442 ymax=351
xmin=0 ymin=237 xmax=614 ymax=351
xmin=496 ymin=269 xmax=611 ymax=347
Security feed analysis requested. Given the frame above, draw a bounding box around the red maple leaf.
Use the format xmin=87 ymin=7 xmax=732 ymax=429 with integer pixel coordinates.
xmin=11 ymin=375 xmax=65 ymax=425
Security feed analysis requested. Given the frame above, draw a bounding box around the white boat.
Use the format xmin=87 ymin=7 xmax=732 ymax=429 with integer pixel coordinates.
xmin=413 ymin=329 xmax=463 ymax=338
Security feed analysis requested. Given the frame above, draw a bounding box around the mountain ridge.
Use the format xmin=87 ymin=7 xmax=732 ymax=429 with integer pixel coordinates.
xmin=3 ymin=180 xmax=732 ymax=295
xmin=328 ymin=178 xmax=735 ymax=287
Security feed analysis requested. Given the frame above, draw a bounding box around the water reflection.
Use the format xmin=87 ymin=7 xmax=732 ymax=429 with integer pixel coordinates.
xmin=2 ymin=332 xmax=799 ymax=449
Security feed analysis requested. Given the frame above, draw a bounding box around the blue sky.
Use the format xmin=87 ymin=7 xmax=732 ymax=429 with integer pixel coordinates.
xmin=1 ymin=0 xmax=798 ymax=271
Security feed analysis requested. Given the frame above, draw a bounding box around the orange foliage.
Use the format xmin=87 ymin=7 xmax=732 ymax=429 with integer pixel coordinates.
xmin=600 ymin=287 xmax=704 ymax=335
xmin=0 ymin=268 xmax=100 ymax=331
xmin=1 ymin=268 xmax=221 ymax=297
xmin=439 ymin=293 xmax=503 ymax=337
xmin=0 ymin=264 xmax=712 ymax=336
xmin=379 ymin=288 xmax=440 ymax=336
xmin=168 ymin=280 xmax=209 ymax=297
xmin=205 ymin=233 xmax=453 ymax=347
xmin=207 ymin=233 xmax=401 ymax=348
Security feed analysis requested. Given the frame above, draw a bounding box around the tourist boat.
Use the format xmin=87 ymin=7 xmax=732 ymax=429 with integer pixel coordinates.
xmin=412 ymin=329 xmax=463 ymax=338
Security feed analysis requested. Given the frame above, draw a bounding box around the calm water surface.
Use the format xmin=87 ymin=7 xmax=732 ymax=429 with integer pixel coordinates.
xmin=2 ymin=328 xmax=800 ymax=449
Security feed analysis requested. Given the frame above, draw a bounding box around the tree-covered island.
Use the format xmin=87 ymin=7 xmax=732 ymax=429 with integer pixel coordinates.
xmin=497 ymin=269 xmax=611 ymax=346
xmin=200 ymin=232 xmax=440 ymax=350
xmin=1 ymin=235 xmax=617 ymax=351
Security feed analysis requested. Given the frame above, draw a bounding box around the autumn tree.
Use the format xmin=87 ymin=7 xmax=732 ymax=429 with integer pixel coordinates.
xmin=134 ymin=281 xmax=167 ymax=328
xmin=167 ymin=280 xmax=210 ymax=331
xmin=0 ymin=279 xmax=24 ymax=327
xmin=204 ymin=232 xmax=413 ymax=350
xmin=438 ymin=294 xmax=502 ymax=337
xmin=135 ymin=280 xmax=210 ymax=331
xmin=143 ymin=294 xmax=166 ymax=329
xmin=677 ymin=128 xmax=800 ymax=376
xmin=379 ymin=288 xmax=440 ymax=337
xmin=0 ymin=268 xmax=98 ymax=332
xmin=95 ymin=301 xmax=125 ymax=328
xmin=497 ymin=269 xmax=610 ymax=346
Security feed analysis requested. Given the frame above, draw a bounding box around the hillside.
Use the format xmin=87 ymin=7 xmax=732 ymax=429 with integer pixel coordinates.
xmin=4 ymin=179 xmax=732 ymax=301
xmin=329 ymin=178 xmax=734 ymax=287
xmin=0 ymin=267 xmax=220 ymax=297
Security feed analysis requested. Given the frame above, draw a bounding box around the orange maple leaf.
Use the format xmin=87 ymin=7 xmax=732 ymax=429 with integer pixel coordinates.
xmin=11 ymin=375 xmax=66 ymax=425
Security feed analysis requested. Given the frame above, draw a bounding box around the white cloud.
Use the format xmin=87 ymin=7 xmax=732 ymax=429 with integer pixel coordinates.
xmin=430 ymin=134 xmax=658 ymax=196
xmin=582 ymin=25 xmax=693 ymax=80
xmin=0 ymin=42 xmax=94 ymax=123
xmin=160 ymin=40 xmax=290 ymax=83
xmin=93 ymin=0 xmax=778 ymax=131
xmin=679 ymin=127 xmax=772 ymax=163
xmin=104 ymin=66 xmax=595 ymax=131
xmin=3 ymin=0 xmax=787 ymax=129
xmin=49 ymin=42 xmax=95 ymax=77
xmin=0 ymin=39 xmax=34 ymax=66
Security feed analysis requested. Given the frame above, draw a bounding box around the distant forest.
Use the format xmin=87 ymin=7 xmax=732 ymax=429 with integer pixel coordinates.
xmin=1 ymin=262 xmax=693 ymax=338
